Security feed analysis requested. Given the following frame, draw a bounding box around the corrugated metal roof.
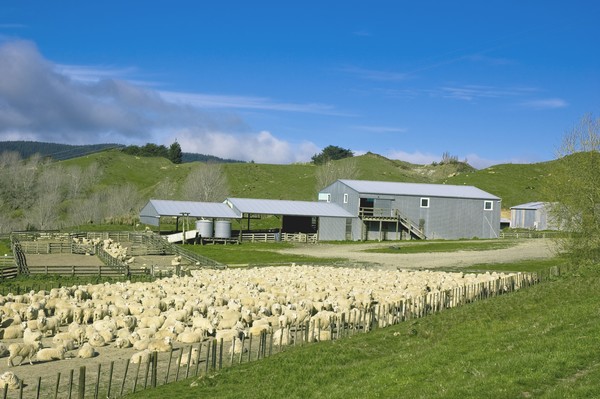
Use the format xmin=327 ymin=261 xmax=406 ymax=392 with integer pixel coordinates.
xmin=510 ymin=201 xmax=547 ymax=210
xmin=142 ymin=199 xmax=241 ymax=219
xmin=226 ymin=198 xmax=354 ymax=218
xmin=337 ymin=179 xmax=500 ymax=200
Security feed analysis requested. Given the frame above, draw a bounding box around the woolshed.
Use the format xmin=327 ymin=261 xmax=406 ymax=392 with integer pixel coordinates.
xmin=318 ymin=179 xmax=502 ymax=240
xmin=510 ymin=202 xmax=558 ymax=230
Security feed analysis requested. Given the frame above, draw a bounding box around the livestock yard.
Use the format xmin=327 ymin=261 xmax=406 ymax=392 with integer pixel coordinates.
xmin=0 ymin=233 xmax=560 ymax=398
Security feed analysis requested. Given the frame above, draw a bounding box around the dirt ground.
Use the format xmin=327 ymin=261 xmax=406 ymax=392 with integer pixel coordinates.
xmin=278 ymin=238 xmax=557 ymax=270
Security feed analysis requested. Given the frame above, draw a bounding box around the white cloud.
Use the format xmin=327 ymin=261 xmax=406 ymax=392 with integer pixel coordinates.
xmin=519 ymin=98 xmax=568 ymax=109
xmin=0 ymin=39 xmax=322 ymax=163
xmin=386 ymin=150 xmax=440 ymax=165
xmin=174 ymin=129 xmax=319 ymax=164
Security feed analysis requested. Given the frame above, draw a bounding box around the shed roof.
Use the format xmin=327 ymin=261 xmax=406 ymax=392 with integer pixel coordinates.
xmin=336 ymin=179 xmax=500 ymax=200
xmin=510 ymin=201 xmax=547 ymax=210
xmin=225 ymin=197 xmax=354 ymax=218
xmin=141 ymin=199 xmax=241 ymax=219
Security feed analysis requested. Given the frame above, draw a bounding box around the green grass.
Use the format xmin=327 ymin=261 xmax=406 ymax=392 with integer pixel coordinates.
xmin=126 ymin=262 xmax=600 ymax=399
xmin=462 ymin=256 xmax=569 ymax=273
xmin=363 ymin=239 xmax=518 ymax=254
xmin=184 ymin=242 xmax=346 ymax=265
xmin=0 ymin=239 xmax=11 ymax=255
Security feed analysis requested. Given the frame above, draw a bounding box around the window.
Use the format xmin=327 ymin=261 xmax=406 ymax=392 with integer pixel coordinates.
xmin=343 ymin=193 xmax=349 ymax=204
xmin=484 ymin=200 xmax=493 ymax=211
xmin=318 ymin=193 xmax=331 ymax=202
xmin=420 ymin=198 xmax=430 ymax=208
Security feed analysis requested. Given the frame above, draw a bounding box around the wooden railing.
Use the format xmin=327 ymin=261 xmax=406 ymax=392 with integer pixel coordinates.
xmin=359 ymin=207 xmax=426 ymax=240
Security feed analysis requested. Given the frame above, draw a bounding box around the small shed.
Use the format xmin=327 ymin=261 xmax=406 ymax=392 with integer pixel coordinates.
xmin=510 ymin=202 xmax=557 ymax=230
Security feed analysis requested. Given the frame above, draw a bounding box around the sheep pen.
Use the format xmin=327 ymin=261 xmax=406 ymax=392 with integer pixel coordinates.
xmin=0 ymin=265 xmax=540 ymax=398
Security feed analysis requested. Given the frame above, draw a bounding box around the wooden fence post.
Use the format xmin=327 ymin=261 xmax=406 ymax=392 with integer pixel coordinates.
xmin=78 ymin=366 xmax=85 ymax=399
xmin=106 ymin=361 xmax=114 ymax=399
xmin=94 ymin=363 xmax=101 ymax=399
xmin=54 ymin=372 xmax=61 ymax=399
xmin=68 ymin=369 xmax=74 ymax=399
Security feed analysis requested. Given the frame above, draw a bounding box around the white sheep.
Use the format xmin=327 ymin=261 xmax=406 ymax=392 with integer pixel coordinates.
xmin=0 ymin=371 xmax=21 ymax=390
xmin=147 ymin=337 xmax=173 ymax=353
xmin=177 ymin=328 xmax=205 ymax=344
xmin=113 ymin=337 xmax=132 ymax=349
xmin=23 ymin=327 xmax=43 ymax=345
xmin=36 ymin=346 xmax=66 ymax=362
xmin=88 ymin=333 xmax=106 ymax=347
xmin=180 ymin=347 xmax=200 ymax=366
xmin=7 ymin=341 xmax=43 ymax=366
xmin=76 ymin=343 xmax=96 ymax=359
xmin=130 ymin=349 xmax=151 ymax=364
xmin=1 ymin=324 xmax=24 ymax=339
xmin=37 ymin=316 xmax=60 ymax=336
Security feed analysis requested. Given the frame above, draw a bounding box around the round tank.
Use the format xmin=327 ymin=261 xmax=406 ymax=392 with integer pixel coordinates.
xmin=214 ymin=220 xmax=232 ymax=239
xmin=195 ymin=219 xmax=213 ymax=238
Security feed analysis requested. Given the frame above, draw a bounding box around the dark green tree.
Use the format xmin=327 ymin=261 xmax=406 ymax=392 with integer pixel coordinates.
xmin=169 ymin=141 xmax=183 ymax=164
xmin=311 ymin=145 xmax=354 ymax=165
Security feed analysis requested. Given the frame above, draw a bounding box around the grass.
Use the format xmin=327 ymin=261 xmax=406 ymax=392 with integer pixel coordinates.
xmin=184 ymin=242 xmax=346 ymax=265
xmin=363 ymin=239 xmax=518 ymax=254
xmin=126 ymin=261 xmax=600 ymax=399
xmin=0 ymin=239 xmax=11 ymax=255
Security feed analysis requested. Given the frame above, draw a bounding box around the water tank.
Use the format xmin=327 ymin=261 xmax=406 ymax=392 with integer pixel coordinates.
xmin=195 ymin=219 xmax=213 ymax=238
xmin=214 ymin=220 xmax=232 ymax=239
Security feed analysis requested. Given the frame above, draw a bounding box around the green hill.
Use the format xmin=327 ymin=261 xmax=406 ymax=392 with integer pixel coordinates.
xmin=59 ymin=149 xmax=556 ymax=208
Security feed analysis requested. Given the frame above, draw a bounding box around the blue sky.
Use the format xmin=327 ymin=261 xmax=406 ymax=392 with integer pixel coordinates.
xmin=0 ymin=1 xmax=598 ymax=168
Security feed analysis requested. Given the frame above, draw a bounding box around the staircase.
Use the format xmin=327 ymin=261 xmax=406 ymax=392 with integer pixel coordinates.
xmin=359 ymin=208 xmax=426 ymax=240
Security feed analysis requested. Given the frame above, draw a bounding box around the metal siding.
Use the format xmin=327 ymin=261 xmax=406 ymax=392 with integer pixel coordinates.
xmin=318 ymin=217 xmax=348 ymax=241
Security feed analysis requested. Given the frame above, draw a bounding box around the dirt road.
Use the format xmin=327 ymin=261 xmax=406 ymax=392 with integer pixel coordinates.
xmin=278 ymin=238 xmax=557 ymax=269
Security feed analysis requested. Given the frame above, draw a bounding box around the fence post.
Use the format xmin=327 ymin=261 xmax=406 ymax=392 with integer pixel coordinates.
xmin=94 ymin=363 xmax=101 ymax=399
xmin=68 ymin=369 xmax=74 ymax=399
xmin=119 ymin=359 xmax=130 ymax=397
xmin=78 ymin=366 xmax=85 ymax=399
xmin=151 ymin=351 xmax=158 ymax=388
xmin=106 ymin=361 xmax=114 ymax=399
xmin=54 ymin=372 xmax=61 ymax=399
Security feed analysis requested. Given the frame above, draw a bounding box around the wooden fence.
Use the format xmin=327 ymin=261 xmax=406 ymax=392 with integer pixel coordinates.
xmin=240 ymin=232 xmax=318 ymax=244
xmin=0 ymin=267 xmax=563 ymax=398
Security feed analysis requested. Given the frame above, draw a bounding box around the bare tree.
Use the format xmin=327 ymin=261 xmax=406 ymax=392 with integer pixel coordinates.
xmin=181 ymin=163 xmax=229 ymax=202
xmin=316 ymin=158 xmax=359 ymax=192
xmin=545 ymin=113 xmax=600 ymax=266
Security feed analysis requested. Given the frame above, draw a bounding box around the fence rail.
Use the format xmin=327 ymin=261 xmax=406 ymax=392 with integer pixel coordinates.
xmin=27 ymin=264 xmax=150 ymax=278
xmin=0 ymin=266 xmax=564 ymax=398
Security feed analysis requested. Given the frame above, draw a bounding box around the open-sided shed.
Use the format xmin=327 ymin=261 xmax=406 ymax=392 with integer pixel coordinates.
xmin=139 ymin=199 xmax=241 ymax=232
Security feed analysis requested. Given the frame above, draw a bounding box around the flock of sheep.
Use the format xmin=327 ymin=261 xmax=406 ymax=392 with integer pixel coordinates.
xmin=0 ymin=264 xmax=521 ymax=390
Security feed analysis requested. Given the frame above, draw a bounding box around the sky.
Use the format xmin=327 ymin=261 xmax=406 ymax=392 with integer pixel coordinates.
xmin=0 ymin=1 xmax=598 ymax=168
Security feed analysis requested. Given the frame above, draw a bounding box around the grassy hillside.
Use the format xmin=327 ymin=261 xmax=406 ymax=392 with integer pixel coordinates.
xmin=441 ymin=159 xmax=558 ymax=208
xmin=55 ymin=149 xmax=562 ymax=211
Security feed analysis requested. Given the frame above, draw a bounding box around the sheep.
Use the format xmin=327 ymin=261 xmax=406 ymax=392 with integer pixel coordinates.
xmin=1 ymin=324 xmax=24 ymax=340
xmin=36 ymin=345 xmax=66 ymax=362
xmin=177 ymin=328 xmax=205 ymax=344
xmin=37 ymin=316 xmax=60 ymax=336
xmin=147 ymin=337 xmax=173 ymax=353
xmin=130 ymin=349 xmax=151 ymax=364
xmin=180 ymin=347 xmax=200 ymax=366
xmin=77 ymin=343 xmax=96 ymax=359
xmin=0 ymin=371 xmax=21 ymax=390
xmin=23 ymin=327 xmax=43 ymax=345
xmin=113 ymin=337 xmax=132 ymax=349
xmin=7 ymin=341 xmax=43 ymax=366
xmin=88 ymin=333 xmax=106 ymax=347
xmin=133 ymin=339 xmax=151 ymax=351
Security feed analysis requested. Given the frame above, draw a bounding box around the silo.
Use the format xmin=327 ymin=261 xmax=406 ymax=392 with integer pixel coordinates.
xmin=214 ymin=220 xmax=232 ymax=239
xmin=195 ymin=219 xmax=213 ymax=238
